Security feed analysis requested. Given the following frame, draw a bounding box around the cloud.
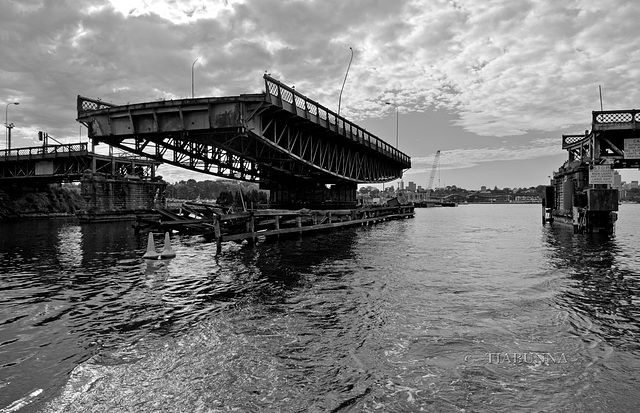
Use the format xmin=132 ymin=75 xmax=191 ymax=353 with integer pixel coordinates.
xmin=407 ymin=137 xmax=562 ymax=175
xmin=2 ymin=0 xmax=638 ymax=158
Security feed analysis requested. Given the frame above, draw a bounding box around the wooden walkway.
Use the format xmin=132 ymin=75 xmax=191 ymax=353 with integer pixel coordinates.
xmin=135 ymin=203 xmax=415 ymax=252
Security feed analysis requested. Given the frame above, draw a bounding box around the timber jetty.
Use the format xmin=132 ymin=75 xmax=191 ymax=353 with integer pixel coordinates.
xmin=135 ymin=201 xmax=414 ymax=252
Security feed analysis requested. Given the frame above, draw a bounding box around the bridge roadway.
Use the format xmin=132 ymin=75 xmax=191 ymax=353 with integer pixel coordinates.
xmin=77 ymin=74 xmax=411 ymax=208
xmin=0 ymin=143 xmax=160 ymax=182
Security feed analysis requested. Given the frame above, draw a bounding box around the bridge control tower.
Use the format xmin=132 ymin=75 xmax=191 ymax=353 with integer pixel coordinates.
xmin=77 ymin=75 xmax=411 ymax=209
xmin=545 ymin=109 xmax=640 ymax=233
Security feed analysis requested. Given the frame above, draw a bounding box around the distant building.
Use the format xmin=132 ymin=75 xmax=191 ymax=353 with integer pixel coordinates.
xmin=467 ymin=192 xmax=514 ymax=203
xmin=408 ymin=181 xmax=416 ymax=191
xmin=514 ymin=195 xmax=541 ymax=203
xmin=614 ymin=171 xmax=622 ymax=189
xmin=401 ymin=190 xmax=427 ymax=203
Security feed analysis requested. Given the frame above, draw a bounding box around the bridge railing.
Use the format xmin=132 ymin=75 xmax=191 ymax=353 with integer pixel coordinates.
xmin=0 ymin=143 xmax=89 ymax=161
xmin=264 ymin=75 xmax=410 ymax=167
xmin=561 ymin=134 xmax=588 ymax=150
xmin=77 ymin=95 xmax=117 ymax=116
xmin=592 ymin=109 xmax=640 ymax=131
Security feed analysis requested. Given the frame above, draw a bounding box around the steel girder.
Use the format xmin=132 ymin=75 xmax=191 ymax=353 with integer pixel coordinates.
xmin=0 ymin=143 xmax=158 ymax=181
xmin=1 ymin=156 xmax=89 ymax=181
xmin=252 ymin=108 xmax=401 ymax=183
xmin=97 ymin=129 xmax=263 ymax=182
xmin=76 ymin=75 xmax=411 ymax=185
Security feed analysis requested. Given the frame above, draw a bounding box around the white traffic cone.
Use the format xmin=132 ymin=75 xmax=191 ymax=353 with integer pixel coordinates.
xmin=142 ymin=232 xmax=160 ymax=260
xmin=160 ymin=232 xmax=176 ymax=259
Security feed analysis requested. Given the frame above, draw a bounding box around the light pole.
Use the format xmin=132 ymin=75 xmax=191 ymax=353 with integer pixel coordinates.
xmin=191 ymin=58 xmax=199 ymax=98
xmin=385 ymin=102 xmax=399 ymax=149
xmin=385 ymin=102 xmax=402 ymax=191
xmin=5 ymin=102 xmax=19 ymax=150
xmin=338 ymin=47 xmax=354 ymax=117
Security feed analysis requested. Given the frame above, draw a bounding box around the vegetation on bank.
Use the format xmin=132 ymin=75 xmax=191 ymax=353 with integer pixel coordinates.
xmin=0 ymin=185 xmax=86 ymax=220
xmin=3 ymin=179 xmax=639 ymax=222
xmin=166 ymin=179 xmax=268 ymax=207
xmin=0 ymin=180 xmax=268 ymax=220
xmin=623 ymin=188 xmax=640 ymax=203
xmin=358 ymin=184 xmax=548 ymax=199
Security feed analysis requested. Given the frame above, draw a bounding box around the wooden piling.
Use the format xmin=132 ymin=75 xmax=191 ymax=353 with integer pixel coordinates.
xmin=214 ymin=216 xmax=222 ymax=254
xmin=139 ymin=205 xmax=415 ymax=250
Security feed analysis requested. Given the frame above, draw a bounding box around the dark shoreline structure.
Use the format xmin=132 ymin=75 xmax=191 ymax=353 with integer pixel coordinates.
xmin=0 ymin=143 xmax=164 ymax=221
xmin=543 ymin=109 xmax=640 ymax=233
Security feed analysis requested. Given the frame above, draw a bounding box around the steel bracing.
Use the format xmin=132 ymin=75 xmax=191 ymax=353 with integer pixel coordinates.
xmin=76 ymin=75 xmax=411 ymax=185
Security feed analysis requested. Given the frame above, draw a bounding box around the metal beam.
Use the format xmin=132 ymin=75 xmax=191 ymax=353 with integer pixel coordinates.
xmin=76 ymin=76 xmax=411 ymax=185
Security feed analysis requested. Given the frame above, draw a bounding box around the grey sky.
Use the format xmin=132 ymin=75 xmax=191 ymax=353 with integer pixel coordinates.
xmin=2 ymin=0 xmax=639 ymax=188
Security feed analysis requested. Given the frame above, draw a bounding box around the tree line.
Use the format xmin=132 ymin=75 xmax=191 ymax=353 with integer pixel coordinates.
xmin=622 ymin=187 xmax=640 ymax=202
xmin=358 ymin=184 xmax=548 ymax=198
xmin=165 ymin=179 xmax=268 ymax=206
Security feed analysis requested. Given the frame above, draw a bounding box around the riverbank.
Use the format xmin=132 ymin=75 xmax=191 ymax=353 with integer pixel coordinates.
xmin=0 ymin=185 xmax=85 ymax=221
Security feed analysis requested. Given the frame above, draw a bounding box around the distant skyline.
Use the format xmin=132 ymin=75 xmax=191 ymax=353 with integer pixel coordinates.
xmin=3 ymin=0 xmax=640 ymax=189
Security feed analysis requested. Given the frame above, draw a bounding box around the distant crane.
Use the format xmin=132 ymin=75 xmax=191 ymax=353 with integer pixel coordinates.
xmin=426 ymin=150 xmax=441 ymax=198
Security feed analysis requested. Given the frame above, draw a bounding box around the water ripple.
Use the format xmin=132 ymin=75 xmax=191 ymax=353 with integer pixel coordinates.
xmin=2 ymin=206 xmax=640 ymax=411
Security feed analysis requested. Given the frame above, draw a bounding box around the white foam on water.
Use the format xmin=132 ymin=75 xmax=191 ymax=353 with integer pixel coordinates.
xmin=1 ymin=389 xmax=43 ymax=413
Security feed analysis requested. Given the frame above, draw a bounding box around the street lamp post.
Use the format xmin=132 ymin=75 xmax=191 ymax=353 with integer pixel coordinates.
xmin=191 ymin=58 xmax=199 ymax=98
xmin=385 ymin=102 xmax=402 ymax=190
xmin=385 ymin=102 xmax=399 ymax=149
xmin=5 ymin=102 xmax=19 ymax=150
xmin=338 ymin=47 xmax=354 ymax=117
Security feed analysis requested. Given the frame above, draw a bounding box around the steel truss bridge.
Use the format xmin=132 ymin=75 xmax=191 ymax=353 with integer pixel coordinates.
xmin=0 ymin=143 xmax=160 ymax=183
xmin=76 ymin=75 xmax=411 ymax=208
xmin=562 ymin=109 xmax=640 ymax=168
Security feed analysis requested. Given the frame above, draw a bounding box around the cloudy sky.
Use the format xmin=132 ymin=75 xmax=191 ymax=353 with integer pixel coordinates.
xmin=2 ymin=0 xmax=640 ymax=189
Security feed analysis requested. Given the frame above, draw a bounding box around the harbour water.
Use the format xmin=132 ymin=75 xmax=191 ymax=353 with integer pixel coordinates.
xmin=1 ymin=204 xmax=640 ymax=412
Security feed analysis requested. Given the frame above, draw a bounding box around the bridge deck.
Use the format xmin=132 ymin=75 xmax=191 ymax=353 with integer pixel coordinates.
xmin=77 ymin=75 xmax=410 ymax=184
xmin=0 ymin=143 xmax=160 ymax=182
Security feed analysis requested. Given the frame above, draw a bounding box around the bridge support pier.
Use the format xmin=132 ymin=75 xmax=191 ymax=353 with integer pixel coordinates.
xmin=79 ymin=171 xmax=166 ymax=221
xmin=261 ymin=182 xmax=357 ymax=210
xmin=546 ymin=163 xmax=618 ymax=234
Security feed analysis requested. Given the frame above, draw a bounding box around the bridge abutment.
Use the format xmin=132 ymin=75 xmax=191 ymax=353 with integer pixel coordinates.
xmin=79 ymin=172 xmax=166 ymax=221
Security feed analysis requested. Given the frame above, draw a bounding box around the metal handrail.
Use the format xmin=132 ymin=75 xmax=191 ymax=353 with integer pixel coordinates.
xmin=0 ymin=143 xmax=89 ymax=160
xmin=561 ymin=134 xmax=588 ymax=150
xmin=77 ymin=95 xmax=117 ymax=115
xmin=264 ymin=74 xmax=411 ymax=166
xmin=593 ymin=109 xmax=640 ymax=125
